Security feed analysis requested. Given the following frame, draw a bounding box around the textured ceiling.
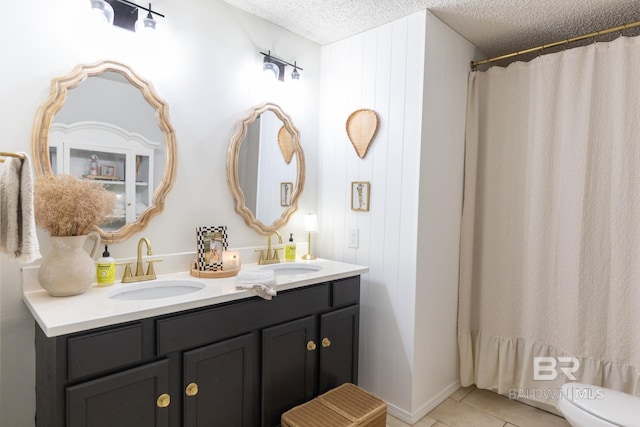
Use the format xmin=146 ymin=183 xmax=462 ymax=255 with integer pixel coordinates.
xmin=221 ymin=0 xmax=640 ymax=58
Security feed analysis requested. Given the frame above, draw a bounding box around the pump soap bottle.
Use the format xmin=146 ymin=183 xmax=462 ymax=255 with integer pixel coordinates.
xmin=286 ymin=233 xmax=297 ymax=261
xmin=96 ymin=245 xmax=115 ymax=286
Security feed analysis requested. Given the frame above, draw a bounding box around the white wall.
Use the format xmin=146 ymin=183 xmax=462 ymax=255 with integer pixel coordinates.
xmin=0 ymin=1 xmax=320 ymax=425
xmin=318 ymin=10 xmax=477 ymax=423
xmin=413 ymin=12 xmax=480 ymax=416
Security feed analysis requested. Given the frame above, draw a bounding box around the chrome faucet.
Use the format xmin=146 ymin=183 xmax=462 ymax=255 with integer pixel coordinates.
xmin=257 ymin=231 xmax=283 ymax=265
xmin=121 ymin=237 xmax=162 ymax=283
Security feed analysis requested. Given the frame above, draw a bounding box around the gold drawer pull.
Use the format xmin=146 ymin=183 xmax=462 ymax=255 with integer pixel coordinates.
xmin=322 ymin=337 xmax=331 ymax=348
xmin=186 ymin=382 xmax=199 ymax=397
xmin=307 ymin=340 xmax=317 ymax=351
xmin=157 ymin=393 xmax=171 ymax=408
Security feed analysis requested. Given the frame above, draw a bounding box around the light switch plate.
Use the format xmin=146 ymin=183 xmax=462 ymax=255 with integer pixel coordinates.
xmin=348 ymin=229 xmax=359 ymax=249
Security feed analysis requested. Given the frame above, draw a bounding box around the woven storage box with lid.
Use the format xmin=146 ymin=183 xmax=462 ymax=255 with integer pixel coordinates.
xmin=317 ymin=383 xmax=386 ymax=427
xmin=281 ymin=398 xmax=355 ymax=427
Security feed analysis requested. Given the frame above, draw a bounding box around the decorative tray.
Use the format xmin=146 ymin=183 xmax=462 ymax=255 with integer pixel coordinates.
xmin=190 ymin=260 xmax=240 ymax=278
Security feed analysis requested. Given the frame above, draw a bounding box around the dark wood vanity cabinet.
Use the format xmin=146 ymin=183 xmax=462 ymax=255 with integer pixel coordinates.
xmin=261 ymin=305 xmax=360 ymax=427
xmin=66 ymin=359 xmax=171 ymax=427
xmin=35 ymin=276 xmax=360 ymax=427
xmin=182 ymin=332 xmax=257 ymax=427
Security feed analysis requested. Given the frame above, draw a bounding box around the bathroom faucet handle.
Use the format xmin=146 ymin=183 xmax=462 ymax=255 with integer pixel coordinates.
xmin=146 ymin=259 xmax=163 ymax=277
xmin=255 ymin=249 xmax=266 ymax=264
xmin=273 ymin=247 xmax=283 ymax=261
xmin=117 ymin=262 xmax=133 ymax=282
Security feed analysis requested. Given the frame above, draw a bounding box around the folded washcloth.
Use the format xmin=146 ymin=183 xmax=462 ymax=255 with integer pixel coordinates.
xmin=236 ymin=270 xmax=277 ymax=300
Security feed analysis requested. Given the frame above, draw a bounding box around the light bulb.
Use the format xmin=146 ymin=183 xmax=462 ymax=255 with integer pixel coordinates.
xmin=90 ymin=0 xmax=114 ymax=25
xmin=263 ymin=60 xmax=280 ymax=80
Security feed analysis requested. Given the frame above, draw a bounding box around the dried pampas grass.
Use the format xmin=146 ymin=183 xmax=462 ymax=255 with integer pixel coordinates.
xmin=35 ymin=174 xmax=116 ymax=236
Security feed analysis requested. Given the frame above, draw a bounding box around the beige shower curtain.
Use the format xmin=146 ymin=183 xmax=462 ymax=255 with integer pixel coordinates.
xmin=459 ymin=35 xmax=640 ymax=407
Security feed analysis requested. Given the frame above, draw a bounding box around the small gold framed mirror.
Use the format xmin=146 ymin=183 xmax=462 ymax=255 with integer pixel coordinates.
xmin=227 ymin=103 xmax=305 ymax=235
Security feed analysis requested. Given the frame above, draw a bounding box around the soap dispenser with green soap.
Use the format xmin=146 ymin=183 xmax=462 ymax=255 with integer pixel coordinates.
xmin=285 ymin=233 xmax=297 ymax=261
xmin=96 ymin=245 xmax=115 ymax=286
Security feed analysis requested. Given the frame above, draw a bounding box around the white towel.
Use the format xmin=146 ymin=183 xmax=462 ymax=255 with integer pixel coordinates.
xmin=236 ymin=270 xmax=277 ymax=300
xmin=0 ymin=154 xmax=41 ymax=263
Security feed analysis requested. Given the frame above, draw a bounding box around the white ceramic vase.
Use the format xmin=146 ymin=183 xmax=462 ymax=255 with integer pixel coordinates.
xmin=38 ymin=231 xmax=101 ymax=297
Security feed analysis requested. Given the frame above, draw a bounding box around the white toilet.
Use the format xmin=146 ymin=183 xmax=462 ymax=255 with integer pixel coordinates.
xmin=558 ymin=382 xmax=640 ymax=427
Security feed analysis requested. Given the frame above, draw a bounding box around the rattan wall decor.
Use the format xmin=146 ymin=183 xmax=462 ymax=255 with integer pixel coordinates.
xmin=278 ymin=125 xmax=294 ymax=164
xmin=346 ymin=108 xmax=378 ymax=159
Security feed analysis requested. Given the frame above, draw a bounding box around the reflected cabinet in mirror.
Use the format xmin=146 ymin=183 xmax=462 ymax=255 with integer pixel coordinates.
xmin=227 ymin=103 xmax=305 ymax=234
xmin=31 ymin=60 xmax=177 ymax=243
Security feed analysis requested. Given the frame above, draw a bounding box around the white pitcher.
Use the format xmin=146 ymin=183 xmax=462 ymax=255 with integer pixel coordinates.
xmin=38 ymin=231 xmax=101 ymax=297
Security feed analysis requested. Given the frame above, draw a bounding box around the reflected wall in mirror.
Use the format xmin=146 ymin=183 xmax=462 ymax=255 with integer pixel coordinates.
xmin=31 ymin=60 xmax=177 ymax=243
xmin=227 ymin=103 xmax=305 ymax=234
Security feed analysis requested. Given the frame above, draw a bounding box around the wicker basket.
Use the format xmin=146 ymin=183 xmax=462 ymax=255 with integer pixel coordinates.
xmin=281 ymin=383 xmax=386 ymax=427
xmin=318 ymin=383 xmax=386 ymax=427
xmin=281 ymin=398 xmax=355 ymax=427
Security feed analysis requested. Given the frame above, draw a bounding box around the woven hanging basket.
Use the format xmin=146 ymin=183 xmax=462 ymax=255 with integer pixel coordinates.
xmin=346 ymin=109 xmax=378 ymax=159
xmin=278 ymin=126 xmax=294 ymax=164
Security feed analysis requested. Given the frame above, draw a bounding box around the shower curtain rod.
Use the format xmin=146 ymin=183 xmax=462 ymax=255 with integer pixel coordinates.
xmin=470 ymin=19 xmax=640 ymax=69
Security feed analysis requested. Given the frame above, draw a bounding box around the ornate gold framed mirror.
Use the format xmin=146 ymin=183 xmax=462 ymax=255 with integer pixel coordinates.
xmin=31 ymin=60 xmax=177 ymax=243
xmin=227 ymin=103 xmax=305 ymax=234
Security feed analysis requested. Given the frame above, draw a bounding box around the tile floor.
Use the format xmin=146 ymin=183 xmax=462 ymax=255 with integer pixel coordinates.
xmin=387 ymin=386 xmax=571 ymax=427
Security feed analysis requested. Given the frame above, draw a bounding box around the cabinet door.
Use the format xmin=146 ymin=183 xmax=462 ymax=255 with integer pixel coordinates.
xmin=262 ymin=316 xmax=316 ymax=427
xmin=183 ymin=333 xmax=257 ymax=427
xmin=318 ymin=305 xmax=360 ymax=394
xmin=66 ymin=359 xmax=170 ymax=427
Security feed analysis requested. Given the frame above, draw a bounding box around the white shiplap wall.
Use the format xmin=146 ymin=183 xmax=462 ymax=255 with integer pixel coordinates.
xmin=318 ymin=9 xmax=478 ymax=422
xmin=319 ymin=9 xmax=427 ymax=415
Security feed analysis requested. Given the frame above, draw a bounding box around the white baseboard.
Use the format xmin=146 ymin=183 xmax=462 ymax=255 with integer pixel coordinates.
xmin=387 ymin=379 xmax=461 ymax=424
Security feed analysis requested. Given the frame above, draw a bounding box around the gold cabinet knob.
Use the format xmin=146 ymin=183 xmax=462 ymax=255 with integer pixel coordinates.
xmin=307 ymin=340 xmax=317 ymax=351
xmin=186 ymin=382 xmax=199 ymax=397
xmin=322 ymin=337 xmax=331 ymax=348
xmin=156 ymin=393 xmax=171 ymax=408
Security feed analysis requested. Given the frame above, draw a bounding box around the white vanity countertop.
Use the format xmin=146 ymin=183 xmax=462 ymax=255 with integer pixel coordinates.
xmin=23 ymin=258 xmax=368 ymax=338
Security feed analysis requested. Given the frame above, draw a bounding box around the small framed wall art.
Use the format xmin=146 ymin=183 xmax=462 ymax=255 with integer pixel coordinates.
xmin=195 ymin=226 xmax=229 ymax=271
xmin=351 ymin=181 xmax=370 ymax=211
xmin=281 ymin=182 xmax=293 ymax=207
xmin=100 ymin=165 xmax=116 ymax=179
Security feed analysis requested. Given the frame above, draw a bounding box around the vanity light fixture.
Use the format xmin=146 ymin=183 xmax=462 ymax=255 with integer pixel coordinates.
xmin=260 ymin=51 xmax=304 ymax=82
xmin=90 ymin=0 xmax=164 ymax=32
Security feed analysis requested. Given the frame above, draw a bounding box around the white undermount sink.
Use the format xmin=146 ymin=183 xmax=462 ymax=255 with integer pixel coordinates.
xmin=260 ymin=262 xmax=323 ymax=275
xmin=106 ymin=279 xmax=206 ymax=301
